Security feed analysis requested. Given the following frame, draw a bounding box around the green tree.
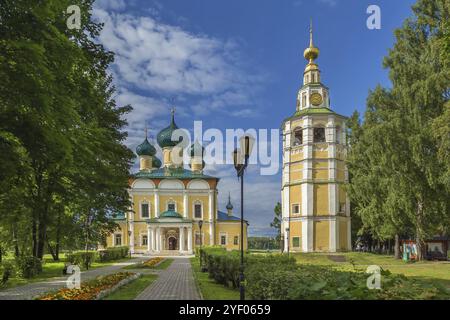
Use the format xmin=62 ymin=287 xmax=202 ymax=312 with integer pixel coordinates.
xmin=348 ymin=0 xmax=449 ymax=260
xmin=271 ymin=202 xmax=282 ymax=245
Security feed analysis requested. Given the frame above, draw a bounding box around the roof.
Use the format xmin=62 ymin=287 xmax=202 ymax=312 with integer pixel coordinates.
xmin=217 ymin=210 xmax=247 ymax=223
xmin=159 ymin=210 xmax=183 ymax=218
xmin=282 ymin=107 xmax=348 ymax=125
xmin=132 ymin=167 xmax=217 ymax=180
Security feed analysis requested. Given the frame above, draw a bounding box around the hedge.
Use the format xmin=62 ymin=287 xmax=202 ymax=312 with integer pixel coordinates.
xmin=199 ymin=248 xmax=450 ymax=300
xmin=98 ymin=246 xmax=129 ymax=262
xmin=0 ymin=261 xmax=15 ymax=286
xmin=15 ymin=256 xmax=42 ymax=279
xmin=66 ymin=251 xmax=98 ymax=269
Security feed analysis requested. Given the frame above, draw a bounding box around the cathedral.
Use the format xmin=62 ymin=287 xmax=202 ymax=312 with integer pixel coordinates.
xmin=106 ymin=112 xmax=248 ymax=255
xmin=281 ymin=25 xmax=351 ymax=252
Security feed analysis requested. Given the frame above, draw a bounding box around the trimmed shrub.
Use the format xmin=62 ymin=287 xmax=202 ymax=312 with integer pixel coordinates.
xmin=0 ymin=261 xmax=15 ymax=287
xmin=98 ymin=246 xmax=129 ymax=262
xmin=15 ymin=256 xmax=42 ymax=278
xmin=66 ymin=251 xmax=98 ymax=269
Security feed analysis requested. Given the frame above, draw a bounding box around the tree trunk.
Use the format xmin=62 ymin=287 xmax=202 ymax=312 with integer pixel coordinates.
xmin=12 ymin=226 xmax=20 ymax=257
xmin=46 ymin=235 xmax=58 ymax=261
xmin=55 ymin=209 xmax=62 ymax=261
xmin=394 ymin=234 xmax=401 ymax=259
xmin=415 ymin=201 xmax=425 ymax=261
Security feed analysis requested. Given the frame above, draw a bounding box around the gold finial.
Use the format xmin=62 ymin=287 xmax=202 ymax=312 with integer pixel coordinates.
xmin=304 ymin=19 xmax=319 ymax=64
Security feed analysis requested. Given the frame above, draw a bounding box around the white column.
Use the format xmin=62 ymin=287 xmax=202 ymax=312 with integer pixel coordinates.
xmin=329 ymin=219 xmax=337 ymax=253
xmin=284 ymin=226 xmax=289 ymax=252
xmin=147 ymin=227 xmax=151 ymax=253
xmin=154 ymin=192 xmax=159 ymax=218
xmin=150 ymin=228 xmax=155 ymax=251
xmin=209 ymin=191 xmax=214 ymax=245
xmin=183 ymin=192 xmax=188 ymax=218
xmin=156 ymin=227 xmax=161 ymax=252
xmin=129 ymin=221 xmax=135 ymax=254
xmin=188 ymin=227 xmax=193 ymax=254
xmin=179 ymin=227 xmax=184 ymax=253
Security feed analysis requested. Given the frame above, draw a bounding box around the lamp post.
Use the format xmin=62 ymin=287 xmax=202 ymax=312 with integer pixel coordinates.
xmin=232 ymin=135 xmax=255 ymax=301
xmin=198 ymin=220 xmax=204 ymax=271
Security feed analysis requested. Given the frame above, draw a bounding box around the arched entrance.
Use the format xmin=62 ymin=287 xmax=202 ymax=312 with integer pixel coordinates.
xmin=168 ymin=237 xmax=177 ymax=250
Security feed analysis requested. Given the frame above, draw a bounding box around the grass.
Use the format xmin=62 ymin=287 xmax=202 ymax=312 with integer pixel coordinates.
xmin=102 ymin=274 xmax=157 ymax=300
xmin=123 ymin=258 xmax=173 ymax=270
xmin=1 ymin=253 xmax=133 ymax=290
xmin=292 ymin=252 xmax=450 ymax=289
xmin=190 ymin=257 xmax=239 ymax=300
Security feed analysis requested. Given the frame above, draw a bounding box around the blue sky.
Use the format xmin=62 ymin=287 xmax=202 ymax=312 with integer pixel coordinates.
xmin=93 ymin=0 xmax=416 ymax=236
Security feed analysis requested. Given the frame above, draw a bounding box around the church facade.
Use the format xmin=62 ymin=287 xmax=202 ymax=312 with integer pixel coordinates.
xmin=106 ymin=113 xmax=248 ymax=255
xmin=281 ymin=25 xmax=351 ymax=253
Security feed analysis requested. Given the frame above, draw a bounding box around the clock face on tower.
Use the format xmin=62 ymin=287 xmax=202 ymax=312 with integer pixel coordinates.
xmin=310 ymin=93 xmax=323 ymax=106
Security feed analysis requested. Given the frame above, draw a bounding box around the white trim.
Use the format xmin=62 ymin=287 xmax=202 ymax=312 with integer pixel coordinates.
xmin=166 ymin=199 xmax=177 ymax=212
xmin=291 ymin=203 xmax=301 ymax=215
xmin=113 ymin=232 xmax=123 ymax=247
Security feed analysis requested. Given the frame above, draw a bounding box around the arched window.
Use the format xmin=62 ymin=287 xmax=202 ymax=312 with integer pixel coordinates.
xmin=302 ymin=93 xmax=307 ymax=108
xmin=293 ymin=128 xmax=303 ymax=146
xmin=193 ymin=200 xmax=203 ymax=219
xmin=140 ymin=201 xmax=150 ymax=218
xmin=336 ymin=126 xmax=342 ymax=144
xmin=313 ymin=127 xmax=326 ymax=143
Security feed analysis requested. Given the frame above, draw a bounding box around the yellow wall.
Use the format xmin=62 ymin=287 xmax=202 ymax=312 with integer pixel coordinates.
xmin=313 ymin=150 xmax=328 ymax=159
xmin=312 ymin=160 xmax=328 ymax=180
xmin=216 ymin=222 xmax=248 ymax=251
xmin=289 ymin=163 xmax=303 ymax=181
xmin=188 ymin=195 xmax=209 ymax=220
xmin=339 ymin=220 xmax=349 ymax=250
xmin=289 ymin=221 xmax=302 ymax=251
xmin=291 ymin=152 xmax=303 ymax=162
xmin=289 ymin=185 xmax=302 ymax=212
xmin=132 ymin=195 xmax=153 ymax=220
xmin=314 ymin=220 xmax=329 ymax=251
xmin=313 ymin=184 xmax=329 ymax=216
xmin=159 ymin=195 xmax=183 ymax=213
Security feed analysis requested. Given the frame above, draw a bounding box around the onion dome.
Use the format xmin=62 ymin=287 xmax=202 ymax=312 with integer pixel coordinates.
xmin=303 ymin=21 xmax=319 ymax=66
xmin=157 ymin=109 xmax=181 ymax=148
xmin=136 ymin=137 xmax=156 ymax=156
xmin=190 ymin=140 xmax=205 ymax=157
xmin=152 ymin=156 xmax=162 ymax=169
xmin=226 ymin=193 xmax=233 ymax=211
xmin=159 ymin=210 xmax=183 ymax=219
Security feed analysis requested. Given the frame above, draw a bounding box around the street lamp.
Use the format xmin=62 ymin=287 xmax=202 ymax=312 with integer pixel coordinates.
xmin=198 ymin=220 xmax=204 ymax=271
xmin=232 ymin=134 xmax=255 ymax=301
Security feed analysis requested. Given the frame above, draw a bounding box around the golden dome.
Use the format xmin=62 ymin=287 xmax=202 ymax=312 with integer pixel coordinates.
xmin=303 ymin=20 xmax=319 ymax=64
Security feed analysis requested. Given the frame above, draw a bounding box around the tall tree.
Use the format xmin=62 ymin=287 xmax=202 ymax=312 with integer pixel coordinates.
xmin=271 ymin=202 xmax=282 ymax=245
xmin=348 ymin=0 xmax=449 ymax=260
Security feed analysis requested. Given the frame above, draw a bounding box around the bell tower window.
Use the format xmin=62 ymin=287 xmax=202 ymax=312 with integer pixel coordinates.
xmin=294 ymin=129 xmax=303 ymax=146
xmin=313 ymin=127 xmax=326 ymax=143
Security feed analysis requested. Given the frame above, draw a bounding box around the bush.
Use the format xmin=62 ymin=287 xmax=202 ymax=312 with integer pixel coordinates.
xmin=98 ymin=246 xmax=129 ymax=262
xmin=16 ymin=256 xmax=42 ymax=278
xmin=66 ymin=251 xmax=98 ymax=269
xmin=0 ymin=261 xmax=15 ymax=287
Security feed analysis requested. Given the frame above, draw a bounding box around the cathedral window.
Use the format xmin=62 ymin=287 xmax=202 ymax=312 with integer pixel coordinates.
xmin=220 ymin=233 xmax=227 ymax=246
xmin=167 ymin=200 xmax=176 ymax=211
xmin=339 ymin=203 xmax=346 ymax=213
xmin=141 ymin=202 xmax=150 ymax=218
xmin=234 ymin=236 xmax=239 ymax=245
xmin=293 ymin=129 xmax=303 ymax=146
xmin=313 ymin=127 xmax=326 ymax=143
xmin=302 ymin=93 xmax=306 ymax=108
xmin=142 ymin=235 xmax=148 ymax=246
xmin=194 ymin=201 xmax=202 ymax=219
xmin=114 ymin=234 xmax=122 ymax=246
xmin=336 ymin=126 xmax=342 ymax=144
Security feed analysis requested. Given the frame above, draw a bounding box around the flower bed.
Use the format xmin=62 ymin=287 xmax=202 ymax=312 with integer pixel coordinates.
xmin=37 ymin=272 xmax=138 ymax=300
xmin=142 ymin=257 xmax=164 ymax=268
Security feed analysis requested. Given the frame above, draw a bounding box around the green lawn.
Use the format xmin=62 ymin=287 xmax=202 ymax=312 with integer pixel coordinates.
xmin=292 ymin=252 xmax=450 ymax=289
xmin=123 ymin=258 xmax=173 ymax=270
xmin=1 ymin=253 xmax=133 ymax=290
xmin=190 ymin=257 xmax=239 ymax=300
xmin=103 ymin=274 xmax=157 ymax=300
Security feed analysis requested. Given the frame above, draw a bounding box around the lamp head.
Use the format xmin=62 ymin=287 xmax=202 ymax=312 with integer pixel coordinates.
xmin=239 ymin=134 xmax=255 ymax=158
xmin=198 ymin=220 xmax=203 ymax=229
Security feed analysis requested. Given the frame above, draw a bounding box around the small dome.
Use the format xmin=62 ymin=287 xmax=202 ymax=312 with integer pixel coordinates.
xmin=190 ymin=140 xmax=205 ymax=157
xmin=226 ymin=193 xmax=233 ymax=210
xmin=136 ymin=138 xmax=156 ymax=156
xmin=157 ymin=111 xmax=181 ymax=148
xmin=152 ymin=156 xmax=162 ymax=168
xmin=159 ymin=210 xmax=183 ymax=219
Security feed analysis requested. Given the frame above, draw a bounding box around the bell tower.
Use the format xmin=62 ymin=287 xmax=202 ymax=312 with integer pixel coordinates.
xmin=281 ymin=22 xmax=351 ymax=253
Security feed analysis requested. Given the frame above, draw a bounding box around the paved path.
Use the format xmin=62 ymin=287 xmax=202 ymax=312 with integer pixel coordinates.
xmin=0 ymin=258 xmax=144 ymax=300
xmin=135 ymin=257 xmax=201 ymax=300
